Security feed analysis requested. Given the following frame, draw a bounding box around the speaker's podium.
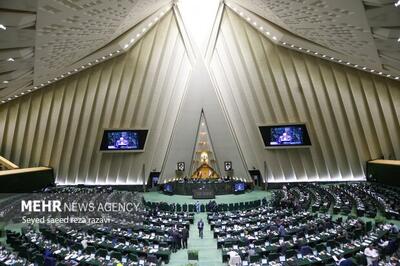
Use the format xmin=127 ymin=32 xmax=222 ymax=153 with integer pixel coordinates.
xmin=192 ymin=186 xmax=215 ymax=199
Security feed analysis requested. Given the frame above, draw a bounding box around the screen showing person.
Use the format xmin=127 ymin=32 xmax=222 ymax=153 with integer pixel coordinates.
xmin=258 ymin=124 xmax=311 ymax=147
xmin=271 ymin=127 xmax=301 ymax=145
xmin=100 ymin=129 xmax=148 ymax=151
xmin=107 ymin=131 xmax=138 ymax=150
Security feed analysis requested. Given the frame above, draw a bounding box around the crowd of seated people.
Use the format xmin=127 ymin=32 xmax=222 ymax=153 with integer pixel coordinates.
xmin=1 ymin=186 xmax=194 ymax=266
xmin=209 ymin=184 xmax=400 ymax=266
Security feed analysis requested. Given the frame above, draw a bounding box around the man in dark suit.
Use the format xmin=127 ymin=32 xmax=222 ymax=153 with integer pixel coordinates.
xmin=198 ymin=219 xmax=204 ymax=239
xmin=181 ymin=227 xmax=189 ymax=249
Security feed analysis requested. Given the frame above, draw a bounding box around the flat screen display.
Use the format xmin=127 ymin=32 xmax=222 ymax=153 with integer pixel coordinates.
xmin=259 ymin=124 xmax=311 ymax=148
xmin=164 ymin=184 xmax=173 ymax=193
xmin=234 ymin=182 xmax=245 ymax=192
xmin=100 ymin=129 xmax=148 ymax=151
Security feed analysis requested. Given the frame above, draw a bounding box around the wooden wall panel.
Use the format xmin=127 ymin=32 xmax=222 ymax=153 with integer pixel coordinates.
xmin=210 ymin=9 xmax=400 ymax=182
xmin=0 ymin=12 xmax=191 ymax=185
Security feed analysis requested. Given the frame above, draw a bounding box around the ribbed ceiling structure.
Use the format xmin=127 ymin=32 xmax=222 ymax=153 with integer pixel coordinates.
xmin=0 ymin=0 xmax=399 ymax=184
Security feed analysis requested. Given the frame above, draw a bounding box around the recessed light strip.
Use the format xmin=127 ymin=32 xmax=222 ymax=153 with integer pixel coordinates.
xmin=225 ymin=3 xmax=400 ymax=82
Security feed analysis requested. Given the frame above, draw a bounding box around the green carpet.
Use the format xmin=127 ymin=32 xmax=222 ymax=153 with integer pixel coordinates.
xmin=168 ymin=213 xmax=224 ymax=266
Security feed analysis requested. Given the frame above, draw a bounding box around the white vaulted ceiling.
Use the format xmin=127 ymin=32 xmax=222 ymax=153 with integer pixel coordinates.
xmin=0 ymin=0 xmax=399 ymax=103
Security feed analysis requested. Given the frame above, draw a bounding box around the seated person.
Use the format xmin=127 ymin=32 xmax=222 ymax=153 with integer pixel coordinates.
xmin=337 ymin=254 xmax=354 ymax=266
xmin=364 ymin=244 xmax=379 ymax=266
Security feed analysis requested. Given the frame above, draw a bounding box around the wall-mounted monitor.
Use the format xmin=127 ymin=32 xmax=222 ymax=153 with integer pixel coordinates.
xmin=234 ymin=182 xmax=245 ymax=192
xmin=258 ymin=123 xmax=311 ymax=148
xmin=100 ymin=129 xmax=148 ymax=152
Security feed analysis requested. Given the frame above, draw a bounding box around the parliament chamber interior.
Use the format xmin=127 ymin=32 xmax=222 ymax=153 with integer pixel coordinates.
xmin=0 ymin=0 xmax=400 ymax=265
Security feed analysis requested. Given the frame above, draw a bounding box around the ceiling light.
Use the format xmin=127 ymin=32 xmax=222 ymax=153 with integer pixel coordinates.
xmin=298 ymin=47 xmax=302 ymax=50
xmin=259 ymin=26 xmax=263 ymax=30
xmin=338 ymin=60 xmax=342 ymax=63
xmin=290 ymin=44 xmax=295 ymax=48
xmin=160 ymin=11 xmax=164 ymax=15
xmin=21 ymin=92 xmax=24 ymax=95
xmin=3 ymin=80 xmax=9 ymax=84
xmin=102 ymin=56 xmax=106 ymax=59
xmin=154 ymin=17 xmax=159 ymax=21
xmin=253 ymin=22 xmax=257 ymax=26
xmin=74 ymin=68 xmax=78 ymax=71
xmin=398 ymin=37 xmax=400 ymax=42
xmin=28 ymin=89 xmax=32 ymax=92
xmin=109 ymin=53 xmax=112 ymax=56
xmin=60 ymin=75 xmax=64 ymax=78
xmin=136 ymin=33 xmax=140 ymax=37
xmin=88 ymin=62 xmax=92 ymax=65
xmin=142 ymin=28 xmax=147 ymax=32
xmin=272 ymin=36 xmax=277 ymax=40
xmin=395 ymin=0 xmax=400 ymax=7
xmin=395 ymin=77 xmax=399 ymax=79
xmin=354 ymin=64 xmax=358 ymax=67
xmin=362 ymin=67 xmax=367 ymax=70
xmin=378 ymin=72 xmax=382 ymax=74
xmin=40 ymin=83 xmax=44 ymax=86
xmin=387 ymin=74 xmax=391 ymax=77
xmin=47 ymin=80 xmax=51 ymax=83
xmin=370 ymin=69 xmax=374 ymax=72
xmin=1 ymin=101 xmax=5 ymax=103
xmin=14 ymin=95 xmax=18 ymax=98
xmin=7 ymin=58 xmax=14 ymax=62
xmin=314 ymin=52 xmax=318 ymax=55
xmin=81 ymin=66 xmax=85 ymax=69
xmin=330 ymin=57 xmax=334 ymax=60
xmin=67 ymin=71 xmax=71 ymax=74
xmin=116 ymin=50 xmax=120 ymax=53
xmin=239 ymin=12 xmax=243 ymax=16
xmin=346 ymin=62 xmax=350 ymax=65
xmin=282 ymin=42 xmax=286 ymax=45
xmin=322 ymin=55 xmax=326 ymax=58
xmin=246 ymin=17 xmax=250 ymax=21
xmin=266 ymin=31 xmax=270 ymax=35
xmin=124 ymin=44 xmax=129 ymax=49
xmin=0 ymin=24 xmax=6 ymax=30
xmin=7 ymin=98 xmax=11 ymax=101
xmin=148 ymin=22 xmax=153 ymax=27
xmin=306 ymin=49 xmax=310 ymax=52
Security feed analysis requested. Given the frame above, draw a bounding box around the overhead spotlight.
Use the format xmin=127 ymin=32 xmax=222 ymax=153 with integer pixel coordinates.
xmin=124 ymin=44 xmax=129 ymax=49
xmin=54 ymin=77 xmax=58 ymax=80
xmin=387 ymin=74 xmax=391 ymax=77
xmin=370 ymin=69 xmax=374 ymax=72
xmin=60 ymin=75 xmax=64 ymax=78
xmin=95 ymin=60 xmax=99 ymax=63
xmin=116 ymin=50 xmax=120 ymax=53
xmin=282 ymin=42 xmax=286 ymax=45
xmin=266 ymin=31 xmax=270 ymax=35
xmin=338 ymin=60 xmax=342 ymax=63
xmin=40 ymin=83 xmax=44 ymax=86
xmin=398 ymin=37 xmax=400 ymax=42
xmin=246 ymin=17 xmax=250 ymax=21
xmin=362 ymin=67 xmax=367 ymax=70
xmin=239 ymin=12 xmax=243 ymax=16
xmin=290 ymin=44 xmax=295 ymax=48
xmin=0 ymin=24 xmax=6 ymax=30
xmin=395 ymin=77 xmax=399 ymax=79
xmin=272 ymin=36 xmax=277 ymax=40
xmin=28 ymin=89 xmax=32 ymax=92
xmin=109 ymin=53 xmax=113 ymax=56
xmin=47 ymin=80 xmax=51 ymax=83
xmin=148 ymin=22 xmax=153 ymax=27
xmin=160 ymin=11 xmax=164 ymax=15
xmin=136 ymin=33 xmax=140 ymax=37
xmin=253 ymin=22 xmax=257 ymax=26
xmin=67 ymin=71 xmax=71 ymax=74
xmin=14 ymin=95 xmax=18 ymax=98
xmin=330 ymin=57 xmax=334 ymax=60
xmin=2 ymin=80 xmax=9 ymax=84
xmin=7 ymin=58 xmax=14 ymax=62
xmin=395 ymin=0 xmax=400 ymax=7
xmin=21 ymin=92 xmax=24 ymax=95
xmin=102 ymin=56 xmax=106 ymax=59
xmin=81 ymin=65 xmax=85 ymax=69
xmin=142 ymin=28 xmax=147 ymax=32
xmin=259 ymin=26 xmax=263 ymax=30
xmin=354 ymin=64 xmax=358 ymax=67
xmin=298 ymin=47 xmax=302 ymax=50
xmin=322 ymin=55 xmax=326 ymax=57
xmin=314 ymin=52 xmax=318 ymax=55
xmin=1 ymin=100 xmax=5 ymax=103
xmin=74 ymin=68 xmax=78 ymax=71
xmin=346 ymin=62 xmax=350 ymax=65
xmin=8 ymin=98 xmax=11 ymax=101
xmin=154 ymin=17 xmax=159 ymax=21
xmin=306 ymin=49 xmax=310 ymax=52
xmin=378 ymin=72 xmax=382 ymax=75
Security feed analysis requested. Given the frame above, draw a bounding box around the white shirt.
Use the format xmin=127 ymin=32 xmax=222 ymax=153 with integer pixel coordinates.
xmin=364 ymin=247 xmax=379 ymax=258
